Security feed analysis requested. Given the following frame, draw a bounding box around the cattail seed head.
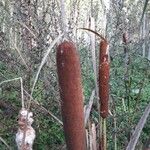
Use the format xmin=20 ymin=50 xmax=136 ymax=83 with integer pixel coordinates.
xmin=57 ymin=41 xmax=86 ymax=150
xmin=99 ymin=41 xmax=110 ymax=118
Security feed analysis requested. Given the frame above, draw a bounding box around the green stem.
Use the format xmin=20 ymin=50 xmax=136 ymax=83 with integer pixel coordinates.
xmin=103 ymin=119 xmax=107 ymax=150
xmin=100 ymin=118 xmax=107 ymax=150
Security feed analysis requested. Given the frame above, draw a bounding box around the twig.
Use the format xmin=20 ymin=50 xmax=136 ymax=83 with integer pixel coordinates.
xmin=13 ymin=45 xmax=29 ymax=70
xmin=33 ymin=100 xmax=63 ymax=125
xmin=30 ymin=33 xmax=63 ymax=107
xmin=24 ymin=89 xmax=63 ymax=125
xmin=20 ymin=78 xmax=24 ymax=108
xmin=16 ymin=20 xmax=36 ymax=38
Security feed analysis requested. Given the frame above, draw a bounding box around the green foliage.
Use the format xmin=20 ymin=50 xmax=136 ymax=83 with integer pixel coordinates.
xmin=0 ymin=85 xmax=65 ymax=149
xmin=0 ymin=63 xmax=64 ymax=149
xmin=108 ymin=48 xmax=150 ymax=149
xmin=33 ymin=117 xmax=64 ymax=150
xmin=79 ymin=46 xmax=95 ymax=102
xmin=1 ymin=42 xmax=150 ymax=149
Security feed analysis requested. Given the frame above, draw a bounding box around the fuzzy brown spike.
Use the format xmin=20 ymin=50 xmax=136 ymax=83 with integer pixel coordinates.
xmin=99 ymin=41 xmax=110 ymax=119
xmin=57 ymin=41 xmax=86 ymax=150
xmin=100 ymin=40 xmax=109 ymax=63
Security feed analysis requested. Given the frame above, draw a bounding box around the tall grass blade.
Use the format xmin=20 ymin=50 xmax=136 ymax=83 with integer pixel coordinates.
xmin=30 ymin=34 xmax=63 ymax=101
xmin=23 ymin=88 xmax=63 ymax=125
xmin=14 ymin=46 xmax=29 ymax=70
xmin=79 ymin=28 xmax=106 ymax=41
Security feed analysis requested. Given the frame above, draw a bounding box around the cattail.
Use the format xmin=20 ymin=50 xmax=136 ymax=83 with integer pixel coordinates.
xmin=57 ymin=41 xmax=86 ymax=150
xmin=99 ymin=40 xmax=108 ymax=63
xmin=99 ymin=40 xmax=109 ymax=119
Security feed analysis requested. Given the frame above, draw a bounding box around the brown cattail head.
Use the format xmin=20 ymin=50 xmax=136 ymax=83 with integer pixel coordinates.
xmin=99 ymin=40 xmax=110 ymax=118
xmin=57 ymin=41 xmax=86 ymax=150
xmin=100 ymin=40 xmax=109 ymax=63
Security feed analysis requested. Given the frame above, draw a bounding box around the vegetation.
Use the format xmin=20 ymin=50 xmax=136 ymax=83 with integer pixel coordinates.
xmin=0 ymin=0 xmax=150 ymax=149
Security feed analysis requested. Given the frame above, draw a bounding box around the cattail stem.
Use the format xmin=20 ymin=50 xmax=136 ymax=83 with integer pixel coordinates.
xmin=103 ymin=119 xmax=107 ymax=150
xmin=57 ymin=41 xmax=86 ymax=150
xmin=99 ymin=118 xmax=107 ymax=150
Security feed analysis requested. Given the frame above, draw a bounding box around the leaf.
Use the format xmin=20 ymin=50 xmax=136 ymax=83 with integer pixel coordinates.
xmin=78 ymin=28 xmax=107 ymax=42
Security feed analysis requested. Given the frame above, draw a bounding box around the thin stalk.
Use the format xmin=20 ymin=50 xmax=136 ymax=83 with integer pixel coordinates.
xmin=103 ymin=119 xmax=107 ymax=150
xmin=21 ymin=34 xmax=63 ymax=149
xmin=13 ymin=45 xmax=29 ymax=70
xmin=100 ymin=118 xmax=107 ymax=150
xmin=100 ymin=117 xmax=103 ymax=149
xmin=79 ymin=28 xmax=107 ymax=42
xmin=114 ymin=116 xmax=117 ymax=150
xmin=30 ymin=33 xmax=63 ymax=105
